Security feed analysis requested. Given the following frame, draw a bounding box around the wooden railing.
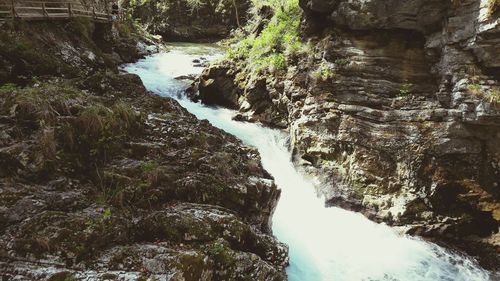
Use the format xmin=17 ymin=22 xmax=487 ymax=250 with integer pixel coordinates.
xmin=0 ymin=0 xmax=111 ymax=22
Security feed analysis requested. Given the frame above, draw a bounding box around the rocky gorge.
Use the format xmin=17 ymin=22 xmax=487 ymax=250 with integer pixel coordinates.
xmin=0 ymin=18 xmax=288 ymax=280
xmin=1 ymin=0 xmax=500 ymax=279
xmin=192 ymin=0 xmax=500 ymax=270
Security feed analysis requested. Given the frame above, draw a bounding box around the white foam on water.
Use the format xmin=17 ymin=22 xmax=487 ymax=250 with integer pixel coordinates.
xmin=122 ymin=46 xmax=497 ymax=281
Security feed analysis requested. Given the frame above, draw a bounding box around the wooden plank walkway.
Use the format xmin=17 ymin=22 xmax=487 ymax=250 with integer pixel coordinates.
xmin=0 ymin=0 xmax=111 ymax=22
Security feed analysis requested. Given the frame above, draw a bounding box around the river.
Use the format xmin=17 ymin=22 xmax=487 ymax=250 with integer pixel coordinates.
xmin=122 ymin=43 xmax=496 ymax=281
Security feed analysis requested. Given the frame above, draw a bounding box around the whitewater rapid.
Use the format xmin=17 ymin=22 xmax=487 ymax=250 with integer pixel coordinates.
xmin=123 ymin=43 xmax=496 ymax=281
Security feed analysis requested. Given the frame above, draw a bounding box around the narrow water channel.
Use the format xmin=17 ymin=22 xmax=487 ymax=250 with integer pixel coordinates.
xmin=123 ymin=43 xmax=496 ymax=281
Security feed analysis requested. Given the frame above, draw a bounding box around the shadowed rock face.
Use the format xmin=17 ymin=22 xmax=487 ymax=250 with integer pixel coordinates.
xmin=0 ymin=21 xmax=287 ymax=280
xmin=300 ymin=0 xmax=449 ymax=33
xmin=195 ymin=0 xmax=500 ymax=269
xmin=125 ymin=0 xmax=250 ymax=42
xmin=0 ymin=19 xmax=159 ymax=85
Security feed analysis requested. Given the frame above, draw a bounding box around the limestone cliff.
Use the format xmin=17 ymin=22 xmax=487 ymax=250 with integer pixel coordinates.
xmin=194 ymin=0 xmax=500 ymax=269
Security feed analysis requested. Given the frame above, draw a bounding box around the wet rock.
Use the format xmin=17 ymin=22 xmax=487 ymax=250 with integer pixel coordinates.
xmin=175 ymin=74 xmax=198 ymax=81
xmin=197 ymin=65 xmax=241 ymax=109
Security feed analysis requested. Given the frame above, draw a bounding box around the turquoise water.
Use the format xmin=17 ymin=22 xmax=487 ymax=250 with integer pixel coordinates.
xmin=123 ymin=45 xmax=496 ymax=281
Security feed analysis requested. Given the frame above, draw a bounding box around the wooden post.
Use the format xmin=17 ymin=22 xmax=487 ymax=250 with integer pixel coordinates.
xmin=104 ymin=0 xmax=111 ymax=21
xmin=68 ymin=2 xmax=72 ymax=17
xmin=10 ymin=0 xmax=16 ymax=20
xmin=232 ymin=0 xmax=240 ymax=28
xmin=104 ymin=0 xmax=109 ymax=15
xmin=42 ymin=2 xmax=48 ymax=18
xmin=92 ymin=6 xmax=96 ymax=19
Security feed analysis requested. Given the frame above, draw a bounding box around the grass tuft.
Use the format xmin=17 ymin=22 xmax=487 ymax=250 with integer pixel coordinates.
xmin=226 ymin=0 xmax=303 ymax=73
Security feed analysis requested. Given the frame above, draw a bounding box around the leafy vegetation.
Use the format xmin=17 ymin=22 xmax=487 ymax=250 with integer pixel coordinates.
xmin=226 ymin=0 xmax=303 ymax=72
xmin=66 ymin=17 xmax=94 ymax=43
xmin=312 ymin=61 xmax=335 ymax=81
xmin=335 ymin=58 xmax=350 ymax=66
xmin=0 ymin=81 xmax=83 ymax=126
xmin=467 ymin=84 xmax=500 ymax=104
xmin=186 ymin=0 xmax=205 ymax=13
xmin=0 ymin=29 xmax=71 ymax=79
xmin=1 ymin=81 xmax=143 ymax=170
xmin=399 ymin=83 xmax=414 ymax=96
xmin=70 ymin=101 xmax=141 ymax=160
xmin=0 ymin=83 xmax=18 ymax=92
xmin=487 ymin=0 xmax=499 ymax=17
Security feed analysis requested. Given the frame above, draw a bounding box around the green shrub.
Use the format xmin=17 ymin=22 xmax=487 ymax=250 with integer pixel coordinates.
xmin=115 ymin=22 xmax=132 ymax=38
xmin=58 ymin=100 xmax=142 ymax=164
xmin=226 ymin=0 xmax=303 ymax=72
xmin=467 ymin=83 xmax=483 ymax=97
xmin=399 ymin=83 xmax=413 ymax=96
xmin=487 ymin=0 xmax=499 ymax=17
xmin=186 ymin=0 xmax=205 ymax=13
xmin=141 ymin=161 xmax=159 ymax=173
xmin=467 ymin=84 xmax=499 ymax=104
xmin=335 ymin=58 xmax=350 ymax=66
xmin=0 ymin=82 xmax=83 ymax=126
xmin=75 ymin=104 xmax=131 ymax=151
xmin=65 ymin=18 xmax=93 ymax=41
xmin=313 ymin=61 xmax=335 ymax=81
xmin=490 ymin=88 xmax=500 ymax=103
xmin=0 ymin=83 xmax=18 ymax=92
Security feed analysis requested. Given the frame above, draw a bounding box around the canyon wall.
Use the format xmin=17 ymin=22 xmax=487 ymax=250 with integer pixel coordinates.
xmin=196 ymin=0 xmax=500 ymax=268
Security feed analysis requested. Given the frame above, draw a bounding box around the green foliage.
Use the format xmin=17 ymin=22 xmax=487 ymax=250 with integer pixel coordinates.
xmin=208 ymin=241 xmax=226 ymax=256
xmin=128 ymin=0 xmax=149 ymax=7
xmin=468 ymin=84 xmax=500 ymax=104
xmin=0 ymin=83 xmax=18 ymax=92
xmin=313 ymin=61 xmax=335 ymax=81
xmin=335 ymin=58 xmax=350 ymax=66
xmin=399 ymin=83 xmax=413 ymax=96
xmin=1 ymin=81 xmax=83 ymax=126
xmin=467 ymin=83 xmax=482 ymax=96
xmin=226 ymin=0 xmax=302 ymax=72
xmin=115 ymin=22 xmax=132 ymax=38
xmin=86 ymin=208 xmax=113 ymax=231
xmin=141 ymin=161 xmax=159 ymax=173
xmin=185 ymin=0 xmax=205 ymax=13
xmin=71 ymin=101 xmax=140 ymax=159
xmin=101 ymin=208 xmax=112 ymax=222
xmin=268 ymin=53 xmax=287 ymax=71
xmin=0 ymin=81 xmax=144 ymax=169
xmin=487 ymin=0 xmax=499 ymax=17
xmin=0 ymin=27 xmax=75 ymax=78
xmin=490 ymin=88 xmax=500 ymax=104
xmin=227 ymin=38 xmax=254 ymax=60
xmin=65 ymin=18 xmax=93 ymax=42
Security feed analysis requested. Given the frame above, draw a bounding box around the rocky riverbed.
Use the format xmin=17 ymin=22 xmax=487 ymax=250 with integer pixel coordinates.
xmin=0 ymin=20 xmax=288 ymax=280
